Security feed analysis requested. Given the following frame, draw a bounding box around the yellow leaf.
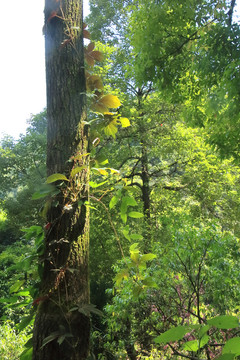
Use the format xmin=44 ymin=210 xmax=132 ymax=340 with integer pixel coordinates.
xmin=118 ymin=117 xmax=130 ymax=128
xmin=92 ymin=168 xmax=108 ymax=176
xmin=100 ymin=95 xmax=121 ymax=109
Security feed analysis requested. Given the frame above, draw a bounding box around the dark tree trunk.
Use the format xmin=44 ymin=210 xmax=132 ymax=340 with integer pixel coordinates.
xmin=137 ymin=89 xmax=152 ymax=253
xmin=140 ymin=138 xmax=152 ymax=253
xmin=32 ymin=1 xmax=90 ymax=359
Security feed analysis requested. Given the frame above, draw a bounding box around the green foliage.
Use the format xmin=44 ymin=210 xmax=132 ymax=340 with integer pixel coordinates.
xmin=0 ymin=321 xmax=31 ymax=360
xmin=154 ymin=315 xmax=240 ymax=358
xmin=100 ymin=221 xmax=240 ymax=358
xmin=1 ymin=2 xmax=240 ymax=359
xmin=0 ymin=111 xmax=47 ymax=235
xmin=128 ymin=0 xmax=240 ymax=158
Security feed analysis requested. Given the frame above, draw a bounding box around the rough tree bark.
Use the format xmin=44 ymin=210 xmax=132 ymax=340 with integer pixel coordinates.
xmin=32 ymin=0 xmax=90 ymax=359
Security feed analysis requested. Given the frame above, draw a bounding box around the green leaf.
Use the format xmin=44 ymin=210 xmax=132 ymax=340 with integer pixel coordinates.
xmin=104 ymin=122 xmax=118 ymax=138
xmin=122 ymin=228 xmax=131 ymax=241
xmin=10 ymin=279 xmax=25 ymax=294
xmin=130 ymin=250 xmax=140 ymax=263
xmin=121 ymin=196 xmax=137 ymax=214
xmin=129 ymin=243 xmax=139 ymax=251
xmin=142 ymin=277 xmax=158 ymax=288
xmin=182 ymin=339 xmax=199 ymax=352
xmin=222 ymin=337 xmax=240 ymax=355
xmin=128 ymin=211 xmax=144 ymax=218
xmin=182 ymin=334 xmax=209 ymax=352
xmin=130 ymin=233 xmax=143 ymax=241
xmin=132 ymin=285 xmax=143 ymax=298
xmin=32 ymin=184 xmax=56 ymax=200
xmin=115 ymin=269 xmax=129 ymax=285
xmin=70 ymin=165 xmax=87 ymax=178
xmin=109 ymin=195 xmax=119 ymax=209
xmin=216 ymin=354 xmax=236 ymax=360
xmin=40 ymin=331 xmax=60 ymax=349
xmin=199 ymin=324 xmax=210 ymax=337
xmin=77 ymin=303 xmax=103 ymax=317
xmin=17 ymin=313 xmax=35 ymax=331
xmin=46 ymin=173 xmax=68 ymax=183
xmin=57 ymin=335 xmax=66 ymax=345
xmin=24 ymin=337 xmax=33 ymax=349
xmin=0 ymin=296 xmax=18 ymax=304
xmin=208 ymin=315 xmax=239 ymax=329
xmin=154 ymin=326 xmax=190 ymax=344
xmin=89 ymin=180 xmax=107 ymax=188
xmin=121 ymin=212 xmax=127 ymax=223
xmin=141 ymin=253 xmax=157 ymax=262
xmin=20 ymin=347 xmax=33 ymax=360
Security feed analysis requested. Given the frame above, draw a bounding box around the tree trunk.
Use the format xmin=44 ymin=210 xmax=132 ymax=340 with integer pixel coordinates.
xmin=32 ymin=1 xmax=90 ymax=359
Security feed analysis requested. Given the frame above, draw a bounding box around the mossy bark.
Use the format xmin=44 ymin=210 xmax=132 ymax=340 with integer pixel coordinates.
xmin=32 ymin=1 xmax=90 ymax=359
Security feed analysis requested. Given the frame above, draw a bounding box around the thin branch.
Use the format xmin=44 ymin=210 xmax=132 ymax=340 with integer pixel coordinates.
xmin=162 ymin=184 xmax=188 ymax=191
xmin=227 ymin=0 xmax=236 ymax=26
xmin=168 ymin=343 xmax=206 ymax=360
xmin=90 ymin=195 xmax=125 ymax=259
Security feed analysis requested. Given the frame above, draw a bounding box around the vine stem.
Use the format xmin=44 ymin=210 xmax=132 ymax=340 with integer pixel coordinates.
xmin=90 ymin=195 xmax=126 ymax=259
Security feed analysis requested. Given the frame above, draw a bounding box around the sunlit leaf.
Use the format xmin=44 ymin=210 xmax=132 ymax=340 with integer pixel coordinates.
xmin=109 ymin=195 xmax=119 ymax=209
xmin=119 ymin=117 xmax=131 ymax=127
xmin=130 ymin=250 xmax=140 ymax=263
xmin=100 ymin=95 xmax=121 ymax=108
xmin=130 ymin=233 xmax=143 ymax=241
xmin=121 ymin=212 xmax=127 ymax=223
xmin=121 ymin=196 xmax=137 ymax=214
xmin=92 ymin=167 xmax=108 ymax=176
xmin=129 ymin=243 xmax=139 ymax=251
xmin=182 ymin=339 xmax=199 ymax=352
xmin=128 ymin=211 xmax=144 ymax=218
xmin=70 ymin=165 xmax=87 ymax=178
xmin=46 ymin=173 xmax=68 ymax=183
xmin=122 ymin=227 xmax=131 ymax=240
xmin=89 ymin=180 xmax=107 ymax=188
xmin=10 ymin=280 xmax=25 ymax=294
xmin=104 ymin=122 xmax=118 ymax=138
xmin=141 ymin=253 xmax=156 ymax=262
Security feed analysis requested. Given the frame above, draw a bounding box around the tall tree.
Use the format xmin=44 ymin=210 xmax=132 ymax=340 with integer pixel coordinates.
xmin=32 ymin=1 xmax=90 ymax=359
